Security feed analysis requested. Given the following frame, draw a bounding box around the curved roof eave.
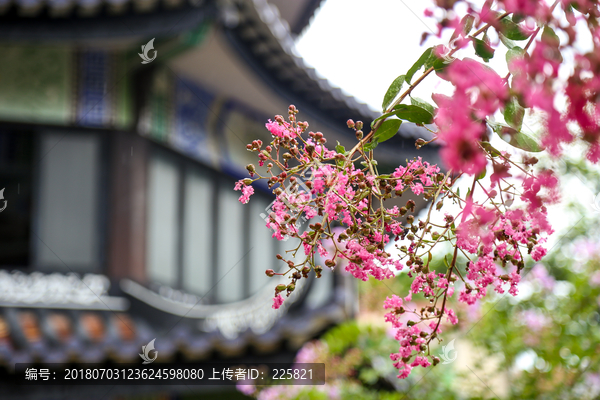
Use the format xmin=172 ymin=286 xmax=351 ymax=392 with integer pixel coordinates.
xmin=223 ymin=0 xmax=441 ymax=165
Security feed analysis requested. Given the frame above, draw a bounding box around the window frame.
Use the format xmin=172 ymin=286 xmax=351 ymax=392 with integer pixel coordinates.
xmin=30 ymin=128 xmax=110 ymax=273
xmin=146 ymin=143 xmax=284 ymax=304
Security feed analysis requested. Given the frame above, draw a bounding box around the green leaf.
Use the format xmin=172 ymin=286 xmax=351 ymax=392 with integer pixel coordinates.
xmin=382 ymin=75 xmax=406 ymax=111
xmin=450 ymin=14 xmax=475 ymax=42
xmin=373 ymin=119 xmax=402 ymax=143
xmin=410 ymin=97 xmax=436 ymax=116
xmin=392 ymin=104 xmax=434 ymax=124
xmin=476 ymin=167 xmax=487 ymax=181
xmin=335 ymin=141 xmax=346 ymax=154
xmin=406 ymin=48 xmax=433 ymax=84
xmin=363 ymin=140 xmax=379 ymax=152
xmin=542 ymin=25 xmax=560 ymax=48
xmin=371 ymin=110 xmax=397 ymax=128
xmin=506 ymin=46 xmax=525 ymax=74
xmin=443 ymin=254 xmax=450 ymax=269
xmin=480 ymin=141 xmax=502 ymax=157
xmin=498 ymin=32 xmax=516 ymax=49
xmin=504 ymin=97 xmax=525 ymax=130
xmin=490 ymin=123 xmax=544 ymax=152
xmin=472 ymin=38 xmax=495 ymax=62
xmin=512 ymin=13 xmax=526 ymax=24
xmin=425 ymin=46 xmax=452 ymax=73
xmin=500 ymin=17 xmax=532 ymax=41
xmin=541 ymin=26 xmax=563 ymax=63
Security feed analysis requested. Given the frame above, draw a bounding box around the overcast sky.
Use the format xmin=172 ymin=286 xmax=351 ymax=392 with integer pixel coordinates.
xmin=296 ymin=0 xmax=454 ymax=111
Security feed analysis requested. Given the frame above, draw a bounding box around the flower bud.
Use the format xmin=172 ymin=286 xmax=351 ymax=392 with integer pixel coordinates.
xmin=355 ymin=121 xmax=363 ymax=130
xmin=246 ymin=164 xmax=256 ymax=173
xmin=356 ymin=130 xmax=363 ymax=140
xmin=287 ymin=283 xmax=295 ymax=292
xmin=243 ymin=178 xmax=253 ymax=185
xmin=347 ymin=119 xmax=355 ymax=129
xmin=314 ymin=265 xmax=323 ymax=278
xmin=275 ymin=284 xmax=287 ymax=293
xmin=265 ymin=269 xmax=275 ymax=277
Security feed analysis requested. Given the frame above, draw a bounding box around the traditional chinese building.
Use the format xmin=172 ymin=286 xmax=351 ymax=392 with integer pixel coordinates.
xmin=0 ymin=0 xmax=438 ymax=398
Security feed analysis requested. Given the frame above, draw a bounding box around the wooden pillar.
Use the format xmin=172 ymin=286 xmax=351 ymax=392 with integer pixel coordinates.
xmin=107 ymin=130 xmax=148 ymax=283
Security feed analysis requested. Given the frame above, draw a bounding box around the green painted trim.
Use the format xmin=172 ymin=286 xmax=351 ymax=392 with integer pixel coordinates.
xmin=0 ymin=44 xmax=73 ymax=125
xmin=148 ymin=68 xmax=172 ymax=141
xmin=115 ymin=52 xmax=134 ymax=130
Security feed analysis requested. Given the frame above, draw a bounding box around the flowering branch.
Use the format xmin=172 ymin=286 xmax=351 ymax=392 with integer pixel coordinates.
xmin=233 ymin=0 xmax=599 ymax=380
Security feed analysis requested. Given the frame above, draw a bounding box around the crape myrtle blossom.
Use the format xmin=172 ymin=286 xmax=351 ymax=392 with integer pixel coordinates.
xmin=234 ymin=102 xmax=554 ymax=380
xmin=231 ymin=0 xmax=600 ymax=381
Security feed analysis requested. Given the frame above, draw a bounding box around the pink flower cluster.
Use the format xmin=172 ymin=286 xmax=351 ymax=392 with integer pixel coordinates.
xmin=434 ymin=58 xmax=508 ymax=175
xmin=237 ymin=98 xmax=556 ymax=378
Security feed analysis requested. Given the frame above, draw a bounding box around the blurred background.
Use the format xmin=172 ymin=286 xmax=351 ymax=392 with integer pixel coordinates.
xmin=0 ymin=0 xmax=598 ymax=399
